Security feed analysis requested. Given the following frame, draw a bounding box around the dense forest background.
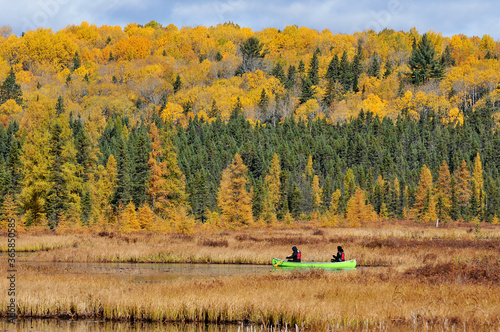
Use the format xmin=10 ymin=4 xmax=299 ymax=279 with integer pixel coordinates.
xmin=0 ymin=22 xmax=499 ymax=232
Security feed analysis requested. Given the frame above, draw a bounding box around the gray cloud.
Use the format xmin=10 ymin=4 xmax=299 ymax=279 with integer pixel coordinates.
xmin=0 ymin=0 xmax=498 ymax=39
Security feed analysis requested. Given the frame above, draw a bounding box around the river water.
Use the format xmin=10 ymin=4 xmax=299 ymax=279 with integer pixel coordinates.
xmin=1 ymin=319 xmax=279 ymax=331
xmin=3 ymin=260 xmax=354 ymax=331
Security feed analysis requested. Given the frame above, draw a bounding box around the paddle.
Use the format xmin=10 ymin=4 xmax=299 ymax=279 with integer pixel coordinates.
xmin=273 ymin=259 xmax=284 ymax=267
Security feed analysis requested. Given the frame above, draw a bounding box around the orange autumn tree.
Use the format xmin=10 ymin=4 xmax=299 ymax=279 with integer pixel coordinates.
xmin=455 ymin=159 xmax=471 ymax=215
xmin=146 ymin=123 xmax=188 ymax=220
xmin=345 ymin=187 xmax=377 ymax=227
xmin=217 ymin=153 xmax=253 ymax=226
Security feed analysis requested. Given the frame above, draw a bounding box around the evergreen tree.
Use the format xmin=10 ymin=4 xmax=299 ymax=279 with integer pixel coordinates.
xmin=407 ymin=33 xmax=444 ymax=85
xmin=72 ymin=51 xmax=81 ymax=71
xmin=325 ymin=55 xmax=340 ymax=81
xmin=0 ymin=68 xmax=23 ymax=106
xmin=286 ymin=65 xmax=296 ymax=89
xmin=131 ymin=125 xmax=150 ymax=208
xmin=111 ymin=136 xmax=132 ymax=208
xmin=55 ymin=96 xmax=65 ymax=115
xmin=307 ymin=49 xmax=320 ymax=85
xmin=339 ymin=51 xmax=352 ymax=92
xmin=81 ymin=189 xmax=92 ymax=225
xmin=271 ymin=62 xmax=286 ymax=84
xmin=173 ymin=74 xmax=182 ymax=93
xmin=299 ymin=78 xmax=315 ymax=104
xmin=367 ymin=54 xmax=381 ymax=78
xmin=189 ymin=169 xmax=209 ymax=222
xmin=238 ymin=36 xmax=267 ymax=73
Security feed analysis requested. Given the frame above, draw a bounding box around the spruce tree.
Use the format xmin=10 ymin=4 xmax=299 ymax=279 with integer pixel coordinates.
xmin=0 ymin=68 xmax=23 ymax=106
xmin=308 ymin=49 xmax=320 ymax=85
xmin=408 ymin=33 xmax=444 ymax=85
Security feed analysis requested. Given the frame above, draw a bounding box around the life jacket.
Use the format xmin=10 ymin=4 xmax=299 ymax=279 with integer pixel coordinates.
xmin=340 ymin=252 xmax=345 ymax=261
xmin=296 ymin=250 xmax=301 ymax=261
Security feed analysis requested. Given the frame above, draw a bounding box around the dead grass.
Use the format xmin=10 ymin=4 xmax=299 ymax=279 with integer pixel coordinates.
xmin=0 ymin=260 xmax=499 ymax=330
xmin=1 ymin=222 xmax=499 ymax=329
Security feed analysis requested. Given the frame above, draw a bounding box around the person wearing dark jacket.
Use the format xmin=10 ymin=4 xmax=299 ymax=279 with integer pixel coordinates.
xmin=331 ymin=246 xmax=345 ymax=262
xmin=286 ymin=246 xmax=301 ymax=262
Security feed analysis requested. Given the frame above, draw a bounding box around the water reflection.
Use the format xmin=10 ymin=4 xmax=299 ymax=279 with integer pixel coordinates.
xmin=1 ymin=319 xmax=261 ymax=331
xmin=21 ymin=261 xmax=273 ymax=282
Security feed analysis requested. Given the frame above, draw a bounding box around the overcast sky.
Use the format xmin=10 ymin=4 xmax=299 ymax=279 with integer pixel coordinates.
xmin=2 ymin=0 xmax=499 ymax=39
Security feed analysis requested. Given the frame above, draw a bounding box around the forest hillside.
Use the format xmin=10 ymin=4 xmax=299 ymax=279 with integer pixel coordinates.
xmin=0 ymin=22 xmax=499 ymax=232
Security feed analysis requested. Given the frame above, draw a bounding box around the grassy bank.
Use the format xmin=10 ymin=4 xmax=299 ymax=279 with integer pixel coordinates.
xmin=1 ymin=222 xmax=499 ymax=330
xmin=4 ymin=221 xmax=499 ymax=269
xmin=1 ymin=259 xmax=499 ymax=330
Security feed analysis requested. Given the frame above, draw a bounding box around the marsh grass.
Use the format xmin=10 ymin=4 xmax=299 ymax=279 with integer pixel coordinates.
xmin=6 ymin=222 xmax=499 ymax=270
xmin=1 ymin=260 xmax=499 ymax=330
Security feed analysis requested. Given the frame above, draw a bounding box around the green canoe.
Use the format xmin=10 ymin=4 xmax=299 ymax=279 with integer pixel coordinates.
xmin=272 ymin=258 xmax=356 ymax=269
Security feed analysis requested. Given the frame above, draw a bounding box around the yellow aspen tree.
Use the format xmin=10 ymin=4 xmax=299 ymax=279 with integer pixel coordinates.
xmin=147 ymin=123 xmax=166 ymax=213
xmin=136 ymin=204 xmax=156 ymax=230
xmin=303 ymin=154 xmax=314 ymax=180
xmin=264 ymin=153 xmax=281 ymax=211
xmin=346 ymin=187 xmax=376 ymax=227
xmin=171 ymin=206 xmax=195 ymax=234
xmin=344 ymin=168 xmax=356 ymax=198
xmin=414 ymin=164 xmax=434 ymax=217
xmin=473 ymin=153 xmax=484 ymax=206
xmin=217 ymin=153 xmax=253 ymax=226
xmin=119 ymin=201 xmax=140 ymax=233
xmin=312 ymin=174 xmax=323 ymax=212
xmin=329 ymin=189 xmax=342 ymax=215
xmin=0 ymin=194 xmax=18 ymax=231
xmin=492 ymin=215 xmax=499 ymax=225
xmin=455 ymin=160 xmax=471 ymax=209
xmin=421 ymin=192 xmax=438 ymax=223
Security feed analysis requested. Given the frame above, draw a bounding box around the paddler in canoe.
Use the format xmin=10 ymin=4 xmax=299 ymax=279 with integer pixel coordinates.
xmin=331 ymin=246 xmax=345 ymax=262
xmin=286 ymin=246 xmax=301 ymax=262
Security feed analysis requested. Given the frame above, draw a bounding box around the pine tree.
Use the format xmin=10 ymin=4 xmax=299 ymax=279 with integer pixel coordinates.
xmin=407 ymin=33 xmax=444 ymax=85
xmin=435 ymin=161 xmax=452 ymax=221
xmin=55 ymin=96 xmax=65 ymax=115
xmin=173 ymin=74 xmax=182 ymax=93
xmin=308 ymin=49 xmax=320 ymax=85
xmin=80 ymin=189 xmax=92 ymax=226
xmin=286 ymin=65 xmax=296 ymax=89
xmin=111 ymin=136 xmax=132 ymax=208
xmin=72 ymin=51 xmax=81 ymax=71
xmin=131 ymin=126 xmax=150 ymax=208
xmin=217 ymin=153 xmax=253 ymax=226
xmin=0 ymin=68 xmax=23 ymax=106
xmin=271 ymin=62 xmax=286 ymax=84
xmin=264 ymin=153 xmax=281 ymax=212
xmin=258 ymin=88 xmax=269 ymax=119
xmin=239 ymin=36 xmax=267 ymax=73
xmin=325 ymin=55 xmax=340 ymax=81
xmin=209 ymin=99 xmax=219 ymax=118
xmin=189 ymin=169 xmax=209 ymax=222
xmin=299 ymin=78 xmax=315 ymax=104
xmin=339 ymin=51 xmax=352 ymax=92
xmin=367 ymin=54 xmax=381 ymax=78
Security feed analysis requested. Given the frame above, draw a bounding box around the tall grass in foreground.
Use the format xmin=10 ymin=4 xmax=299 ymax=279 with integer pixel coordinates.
xmin=1 ymin=261 xmax=499 ymax=330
